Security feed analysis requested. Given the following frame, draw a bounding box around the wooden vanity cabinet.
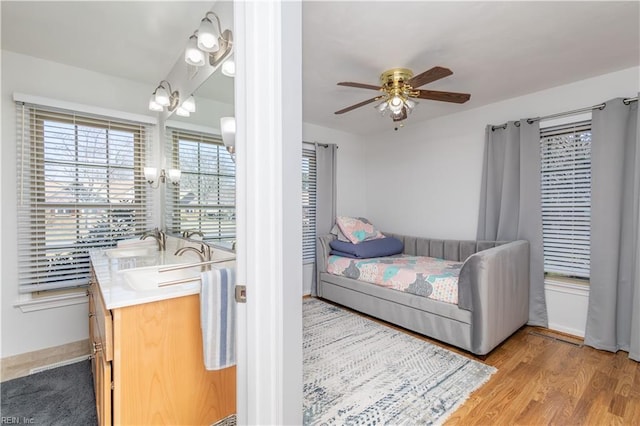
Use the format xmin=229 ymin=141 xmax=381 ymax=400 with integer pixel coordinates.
xmin=88 ymin=273 xmax=235 ymax=425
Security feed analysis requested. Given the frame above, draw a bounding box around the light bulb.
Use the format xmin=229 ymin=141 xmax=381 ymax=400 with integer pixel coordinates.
xmin=182 ymin=95 xmax=196 ymax=113
xmin=389 ymin=96 xmax=404 ymax=113
xmin=176 ymin=106 xmax=190 ymax=117
xmin=197 ymin=17 xmax=219 ymax=52
xmin=185 ymin=35 xmax=205 ymax=66
xmin=144 ymin=167 xmax=158 ymax=183
xmin=221 ymin=59 xmax=235 ymax=77
xmin=154 ymin=86 xmax=170 ymax=107
xmin=148 ymin=95 xmax=163 ymax=112
xmin=220 ymin=117 xmax=236 ymax=150
xmin=377 ymin=101 xmax=388 ymax=113
xmin=167 ymin=169 xmax=181 ymax=184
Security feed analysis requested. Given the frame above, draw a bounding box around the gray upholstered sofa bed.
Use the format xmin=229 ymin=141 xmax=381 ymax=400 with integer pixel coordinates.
xmin=316 ymin=233 xmax=530 ymax=355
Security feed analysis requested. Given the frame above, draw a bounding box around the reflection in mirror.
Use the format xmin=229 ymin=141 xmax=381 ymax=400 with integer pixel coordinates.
xmin=162 ymin=1 xmax=235 ymax=248
xmin=164 ymin=127 xmax=236 ymax=249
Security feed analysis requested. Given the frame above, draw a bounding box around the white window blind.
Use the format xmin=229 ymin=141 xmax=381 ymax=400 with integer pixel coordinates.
xmin=540 ymin=120 xmax=591 ymax=279
xmin=302 ymin=147 xmax=317 ymax=262
xmin=165 ymin=127 xmax=236 ymax=242
xmin=16 ymin=102 xmax=152 ymax=293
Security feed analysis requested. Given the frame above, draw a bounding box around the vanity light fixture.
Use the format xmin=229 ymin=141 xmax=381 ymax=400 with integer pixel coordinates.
xmin=221 ymin=59 xmax=235 ymax=77
xmin=144 ymin=167 xmax=182 ymax=188
xmin=174 ymin=95 xmax=197 ymax=117
xmin=182 ymin=95 xmax=196 ymax=113
xmin=149 ymin=80 xmax=180 ymax=113
xmin=197 ymin=12 xmax=221 ymax=53
xmin=184 ymin=11 xmax=233 ymax=68
xmin=185 ymin=33 xmax=206 ymax=66
xmin=220 ymin=116 xmax=236 ymax=156
xmin=175 ymin=107 xmax=190 ymax=117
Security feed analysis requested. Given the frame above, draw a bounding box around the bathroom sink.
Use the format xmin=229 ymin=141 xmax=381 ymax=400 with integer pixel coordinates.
xmin=104 ymin=247 xmax=157 ymax=259
xmin=119 ymin=264 xmax=202 ymax=291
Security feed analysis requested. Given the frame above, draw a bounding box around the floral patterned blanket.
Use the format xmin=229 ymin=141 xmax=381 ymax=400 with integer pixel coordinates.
xmin=327 ymin=254 xmax=463 ymax=305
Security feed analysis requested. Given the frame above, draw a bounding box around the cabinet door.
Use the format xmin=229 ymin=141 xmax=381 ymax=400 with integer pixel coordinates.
xmin=94 ymin=347 xmax=112 ymax=426
xmin=88 ymin=282 xmax=98 ymax=395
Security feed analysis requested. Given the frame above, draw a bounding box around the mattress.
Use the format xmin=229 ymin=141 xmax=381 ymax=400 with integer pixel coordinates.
xmin=326 ymin=254 xmax=463 ymax=305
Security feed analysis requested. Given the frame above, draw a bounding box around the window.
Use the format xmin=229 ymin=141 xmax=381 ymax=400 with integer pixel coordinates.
xmin=540 ymin=120 xmax=591 ymax=279
xmin=16 ymin=103 xmax=151 ymax=293
xmin=165 ymin=128 xmax=236 ymax=243
xmin=302 ymin=146 xmax=317 ymax=262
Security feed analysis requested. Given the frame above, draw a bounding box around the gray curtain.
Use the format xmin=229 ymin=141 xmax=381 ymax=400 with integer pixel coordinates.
xmin=477 ymin=120 xmax=548 ymax=326
xmin=312 ymin=143 xmax=337 ymax=296
xmin=585 ymin=97 xmax=640 ymax=362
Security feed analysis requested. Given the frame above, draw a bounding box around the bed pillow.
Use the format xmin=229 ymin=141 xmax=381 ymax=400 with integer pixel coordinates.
xmin=336 ymin=216 xmax=385 ymax=244
xmin=330 ymin=224 xmax=351 ymax=242
xmin=330 ymin=237 xmax=403 ymax=259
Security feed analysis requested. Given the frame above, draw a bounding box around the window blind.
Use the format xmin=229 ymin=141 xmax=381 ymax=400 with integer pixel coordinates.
xmin=540 ymin=120 xmax=591 ymax=279
xmin=302 ymin=147 xmax=317 ymax=262
xmin=16 ymin=102 xmax=153 ymax=293
xmin=165 ymin=127 xmax=236 ymax=242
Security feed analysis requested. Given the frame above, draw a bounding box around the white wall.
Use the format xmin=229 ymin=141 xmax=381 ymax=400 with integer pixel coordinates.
xmin=303 ymin=122 xmax=368 ymax=217
xmin=362 ymin=66 xmax=639 ymax=240
xmin=0 ymin=51 xmax=164 ymax=358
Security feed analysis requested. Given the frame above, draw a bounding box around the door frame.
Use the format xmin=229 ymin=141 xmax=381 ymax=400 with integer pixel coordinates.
xmin=234 ymin=1 xmax=303 ymax=424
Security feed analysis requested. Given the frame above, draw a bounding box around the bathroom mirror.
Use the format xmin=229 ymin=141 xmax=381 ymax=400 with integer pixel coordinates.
xmin=163 ymin=1 xmax=235 ymax=248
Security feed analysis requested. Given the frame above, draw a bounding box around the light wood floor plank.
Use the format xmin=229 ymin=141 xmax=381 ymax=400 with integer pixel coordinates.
xmin=308 ymin=298 xmax=640 ymax=424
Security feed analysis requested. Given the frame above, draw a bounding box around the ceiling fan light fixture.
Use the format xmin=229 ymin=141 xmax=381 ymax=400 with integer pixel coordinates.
xmin=334 ymin=66 xmax=470 ymax=126
xmin=376 ymin=101 xmax=388 ymax=114
xmin=389 ymin=96 xmax=404 ymax=114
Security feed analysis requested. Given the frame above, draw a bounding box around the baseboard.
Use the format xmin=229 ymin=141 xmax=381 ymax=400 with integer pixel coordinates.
xmin=546 ymin=323 xmax=586 ymax=338
xmin=1 ymin=339 xmax=90 ymax=382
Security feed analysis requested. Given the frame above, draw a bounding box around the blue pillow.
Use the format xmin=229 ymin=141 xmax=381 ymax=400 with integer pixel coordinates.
xmin=330 ymin=237 xmax=404 ymax=259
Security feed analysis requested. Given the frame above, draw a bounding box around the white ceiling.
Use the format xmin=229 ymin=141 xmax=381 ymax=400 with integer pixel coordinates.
xmin=3 ymin=1 xmax=639 ymax=135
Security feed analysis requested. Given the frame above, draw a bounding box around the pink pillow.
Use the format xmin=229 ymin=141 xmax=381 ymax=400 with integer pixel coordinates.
xmin=336 ymin=216 xmax=384 ymax=244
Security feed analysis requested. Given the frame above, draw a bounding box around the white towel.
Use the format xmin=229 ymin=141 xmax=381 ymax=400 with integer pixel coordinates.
xmin=200 ymin=268 xmax=236 ymax=370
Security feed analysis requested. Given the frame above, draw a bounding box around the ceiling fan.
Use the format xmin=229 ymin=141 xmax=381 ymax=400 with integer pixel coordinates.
xmin=334 ymin=66 xmax=470 ymax=127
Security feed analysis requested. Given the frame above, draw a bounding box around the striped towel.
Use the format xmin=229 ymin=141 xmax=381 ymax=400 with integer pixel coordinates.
xmin=200 ymin=268 xmax=236 ymax=370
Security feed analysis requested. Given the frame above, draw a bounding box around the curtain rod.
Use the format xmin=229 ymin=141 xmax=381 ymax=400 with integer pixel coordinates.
xmin=491 ymin=96 xmax=638 ymax=131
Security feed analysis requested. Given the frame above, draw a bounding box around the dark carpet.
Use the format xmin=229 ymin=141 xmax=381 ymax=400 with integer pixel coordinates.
xmin=0 ymin=360 xmax=97 ymax=425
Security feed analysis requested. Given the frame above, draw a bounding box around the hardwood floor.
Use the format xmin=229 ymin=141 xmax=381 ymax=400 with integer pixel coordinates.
xmin=444 ymin=326 xmax=640 ymax=425
xmin=309 ymin=298 xmax=640 ymax=425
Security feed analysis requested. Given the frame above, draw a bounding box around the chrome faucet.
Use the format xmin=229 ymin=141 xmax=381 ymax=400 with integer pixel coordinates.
xmin=182 ymin=229 xmax=204 ymax=239
xmin=140 ymin=227 xmax=166 ymax=251
xmin=175 ymin=242 xmax=213 ymax=262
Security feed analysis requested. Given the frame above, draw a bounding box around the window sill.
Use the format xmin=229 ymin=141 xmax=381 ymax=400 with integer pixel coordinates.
xmin=14 ymin=292 xmax=88 ymax=313
xmin=544 ymin=277 xmax=590 ymax=297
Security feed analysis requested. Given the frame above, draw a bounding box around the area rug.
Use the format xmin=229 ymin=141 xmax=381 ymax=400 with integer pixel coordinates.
xmin=303 ymin=298 xmax=496 ymax=425
xmin=1 ymin=360 xmax=97 ymax=425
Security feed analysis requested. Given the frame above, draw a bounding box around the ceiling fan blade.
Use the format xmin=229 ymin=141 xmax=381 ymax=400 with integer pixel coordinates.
xmin=392 ymin=107 xmax=408 ymax=122
xmin=407 ymin=66 xmax=453 ymax=88
xmin=337 ymin=82 xmax=382 ymax=91
xmin=415 ymin=89 xmax=471 ymax=104
xmin=334 ymin=96 xmax=382 ymax=114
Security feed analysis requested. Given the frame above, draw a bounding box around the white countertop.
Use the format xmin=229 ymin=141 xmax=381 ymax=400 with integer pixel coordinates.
xmin=90 ymin=238 xmax=236 ymax=310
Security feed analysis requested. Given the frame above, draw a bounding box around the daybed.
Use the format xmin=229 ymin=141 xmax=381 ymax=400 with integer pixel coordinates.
xmin=316 ymin=232 xmax=530 ymax=356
